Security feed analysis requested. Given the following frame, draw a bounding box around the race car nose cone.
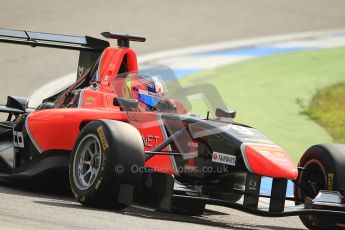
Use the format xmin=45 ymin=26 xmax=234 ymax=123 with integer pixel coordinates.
xmin=241 ymin=143 xmax=298 ymax=180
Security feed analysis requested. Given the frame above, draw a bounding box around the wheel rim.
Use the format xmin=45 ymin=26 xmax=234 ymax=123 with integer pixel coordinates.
xmin=298 ymin=159 xmax=327 ymax=199
xmin=73 ymin=134 xmax=103 ymax=191
xmin=297 ymin=159 xmax=328 ymax=226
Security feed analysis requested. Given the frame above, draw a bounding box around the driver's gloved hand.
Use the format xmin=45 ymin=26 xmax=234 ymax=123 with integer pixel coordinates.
xmin=154 ymin=100 xmax=176 ymax=112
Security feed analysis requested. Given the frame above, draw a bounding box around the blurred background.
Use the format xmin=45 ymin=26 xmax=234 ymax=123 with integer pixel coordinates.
xmin=1 ymin=0 xmax=345 ymax=160
xmin=0 ymin=1 xmax=345 ymax=229
xmin=1 ymin=0 xmax=345 ymax=98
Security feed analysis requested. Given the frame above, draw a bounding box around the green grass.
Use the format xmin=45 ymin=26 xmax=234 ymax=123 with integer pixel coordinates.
xmin=180 ymin=46 xmax=345 ymax=162
xmin=303 ymin=82 xmax=345 ymax=143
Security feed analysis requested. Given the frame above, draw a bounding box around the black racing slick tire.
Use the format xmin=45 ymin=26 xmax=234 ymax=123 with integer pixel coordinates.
xmin=294 ymin=144 xmax=345 ymax=229
xmin=171 ymin=197 xmax=206 ymax=216
xmin=69 ymin=120 xmax=144 ymax=210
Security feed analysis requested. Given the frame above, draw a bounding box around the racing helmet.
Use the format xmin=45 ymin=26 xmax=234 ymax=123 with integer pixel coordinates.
xmin=123 ymin=74 xmax=165 ymax=110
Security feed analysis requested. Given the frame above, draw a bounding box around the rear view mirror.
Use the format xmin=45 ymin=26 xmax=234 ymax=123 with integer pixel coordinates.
xmin=215 ymin=108 xmax=236 ymax=119
xmin=113 ymin=97 xmax=138 ymax=111
xmin=6 ymin=96 xmax=29 ymax=112
xmin=36 ymin=102 xmax=56 ymax=110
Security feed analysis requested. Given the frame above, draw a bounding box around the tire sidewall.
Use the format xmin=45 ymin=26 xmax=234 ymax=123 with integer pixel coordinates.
xmin=69 ymin=120 xmax=144 ymax=208
xmin=295 ymin=145 xmax=338 ymax=229
xmin=296 ymin=147 xmax=337 ymax=200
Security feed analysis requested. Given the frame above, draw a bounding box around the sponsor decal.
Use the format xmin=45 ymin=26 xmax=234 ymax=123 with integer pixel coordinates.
xmin=122 ymin=78 xmax=133 ymax=99
xmin=97 ymin=126 xmax=109 ymax=151
xmin=78 ymin=66 xmax=85 ymax=77
xmin=327 ymin=173 xmax=334 ymax=190
xmin=13 ymin=131 xmax=24 ymax=148
xmin=187 ymin=141 xmax=198 ymax=149
xmin=142 ymin=135 xmax=159 ymax=147
xmin=245 ymin=143 xmax=294 ymax=167
xmin=95 ymin=177 xmax=103 ymax=190
xmin=212 ymin=152 xmax=236 ymax=166
xmin=248 ymin=179 xmax=258 ymax=191
xmin=232 ymin=125 xmax=254 ymax=135
xmin=84 ymin=102 xmax=93 ymax=106
xmin=86 ymin=96 xmax=96 ymax=102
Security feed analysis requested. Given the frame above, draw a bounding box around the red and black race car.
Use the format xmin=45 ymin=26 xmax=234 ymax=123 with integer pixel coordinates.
xmin=0 ymin=28 xmax=344 ymax=229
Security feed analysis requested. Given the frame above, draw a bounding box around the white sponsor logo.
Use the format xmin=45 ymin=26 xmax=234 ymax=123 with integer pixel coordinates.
xmin=78 ymin=66 xmax=85 ymax=77
xmin=232 ymin=125 xmax=254 ymax=135
xmin=212 ymin=152 xmax=236 ymax=166
xmin=187 ymin=141 xmax=198 ymax=149
xmin=13 ymin=131 xmax=24 ymax=148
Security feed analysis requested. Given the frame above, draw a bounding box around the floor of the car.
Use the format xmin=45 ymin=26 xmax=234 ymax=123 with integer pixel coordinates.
xmin=0 ymin=121 xmax=14 ymax=133
xmin=0 ymin=122 xmax=13 ymax=140
xmin=0 ymin=133 xmax=14 ymax=169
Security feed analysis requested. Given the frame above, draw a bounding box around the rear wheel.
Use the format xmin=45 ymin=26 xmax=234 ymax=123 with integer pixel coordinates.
xmin=69 ymin=120 xmax=144 ymax=210
xmin=295 ymin=144 xmax=345 ymax=229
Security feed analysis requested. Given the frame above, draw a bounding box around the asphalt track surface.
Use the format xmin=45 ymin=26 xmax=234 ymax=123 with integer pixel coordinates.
xmin=1 ymin=0 xmax=345 ymax=229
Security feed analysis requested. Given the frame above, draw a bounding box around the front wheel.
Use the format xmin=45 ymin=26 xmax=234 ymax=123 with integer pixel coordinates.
xmin=69 ymin=120 xmax=144 ymax=210
xmin=294 ymin=144 xmax=345 ymax=229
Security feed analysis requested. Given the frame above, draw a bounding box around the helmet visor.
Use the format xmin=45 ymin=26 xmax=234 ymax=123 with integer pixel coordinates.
xmin=137 ymin=90 xmax=162 ymax=108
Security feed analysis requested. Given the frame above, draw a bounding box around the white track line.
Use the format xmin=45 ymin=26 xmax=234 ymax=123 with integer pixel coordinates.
xmin=29 ymin=28 xmax=345 ymax=107
xmin=29 ymin=72 xmax=76 ymax=107
xmin=138 ymin=28 xmax=345 ymax=63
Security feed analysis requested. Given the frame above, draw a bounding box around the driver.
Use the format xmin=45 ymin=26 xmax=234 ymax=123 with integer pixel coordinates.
xmin=122 ymin=73 xmax=176 ymax=112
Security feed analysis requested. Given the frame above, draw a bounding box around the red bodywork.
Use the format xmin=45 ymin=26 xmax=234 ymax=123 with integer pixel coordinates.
xmin=241 ymin=143 xmax=297 ymax=179
xmin=26 ymin=46 xmax=297 ymax=179
xmin=27 ymin=47 xmax=176 ymax=174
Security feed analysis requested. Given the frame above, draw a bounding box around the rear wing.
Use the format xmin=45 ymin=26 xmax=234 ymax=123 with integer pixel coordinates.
xmin=0 ymin=29 xmax=146 ymax=79
xmin=0 ymin=28 xmax=109 ymax=52
xmin=0 ymin=28 xmax=110 ymax=79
